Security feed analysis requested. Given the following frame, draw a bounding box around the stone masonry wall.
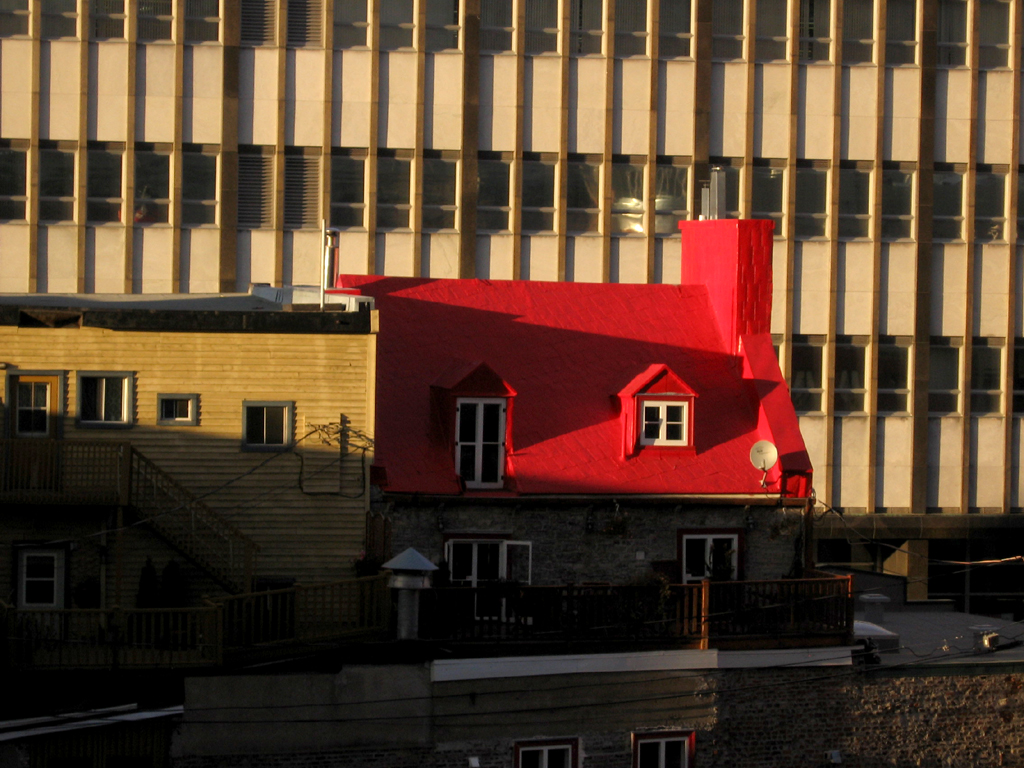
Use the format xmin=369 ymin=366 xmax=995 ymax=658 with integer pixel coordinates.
xmin=172 ymin=667 xmax=1024 ymax=768
xmin=383 ymin=499 xmax=806 ymax=585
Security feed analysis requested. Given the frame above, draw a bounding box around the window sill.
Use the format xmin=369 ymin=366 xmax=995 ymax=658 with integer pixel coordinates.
xmin=241 ymin=443 xmax=292 ymax=452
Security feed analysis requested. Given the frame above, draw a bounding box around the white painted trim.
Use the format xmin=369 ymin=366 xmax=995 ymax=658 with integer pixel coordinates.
xmin=431 ymin=646 xmax=853 ymax=681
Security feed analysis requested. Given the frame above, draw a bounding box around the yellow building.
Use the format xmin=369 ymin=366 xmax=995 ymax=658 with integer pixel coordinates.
xmin=0 ymin=293 xmax=377 ymax=616
xmin=0 ymin=0 xmax=1022 ymax=608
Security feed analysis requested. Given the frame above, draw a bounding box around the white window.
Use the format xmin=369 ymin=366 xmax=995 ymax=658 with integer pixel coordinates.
xmin=19 ymin=549 xmax=65 ymax=609
xmin=682 ymin=534 xmax=738 ymax=583
xmin=639 ymin=400 xmax=689 ymax=446
xmin=13 ymin=375 xmax=59 ymax=437
xmin=446 ymin=539 xmax=531 ymax=586
xmin=455 ymin=398 xmax=506 ymax=488
xmin=634 ymin=732 xmax=693 ymax=768
xmin=78 ymin=373 xmax=132 ymax=427
xmin=158 ymin=393 xmax=199 ymax=426
xmin=243 ymin=401 xmax=294 ymax=450
xmin=516 ymin=740 xmax=577 ymax=768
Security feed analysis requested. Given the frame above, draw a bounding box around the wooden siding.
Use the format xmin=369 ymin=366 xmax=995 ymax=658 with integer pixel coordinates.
xmin=0 ymin=323 xmax=376 ymax=590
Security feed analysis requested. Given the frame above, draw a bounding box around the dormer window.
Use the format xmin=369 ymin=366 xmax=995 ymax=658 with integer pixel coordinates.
xmin=640 ymin=399 xmax=690 ymax=446
xmin=456 ymin=398 xmax=507 ymax=488
xmin=618 ymin=364 xmax=697 ymax=457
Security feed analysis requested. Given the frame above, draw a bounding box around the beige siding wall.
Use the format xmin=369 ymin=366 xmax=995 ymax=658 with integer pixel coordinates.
xmin=1 ymin=323 xmax=375 ymax=587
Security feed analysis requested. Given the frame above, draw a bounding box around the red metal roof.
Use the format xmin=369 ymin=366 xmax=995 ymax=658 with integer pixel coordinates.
xmin=338 ymin=269 xmax=812 ymax=499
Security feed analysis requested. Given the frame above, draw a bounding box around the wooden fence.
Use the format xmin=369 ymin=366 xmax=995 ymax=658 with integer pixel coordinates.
xmin=215 ymin=573 xmax=391 ymax=651
xmin=423 ymin=575 xmax=852 ymax=646
xmin=2 ymin=604 xmax=221 ymax=669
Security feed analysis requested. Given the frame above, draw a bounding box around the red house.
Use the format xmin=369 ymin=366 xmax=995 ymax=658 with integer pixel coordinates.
xmin=339 ymin=220 xmax=815 ymax=598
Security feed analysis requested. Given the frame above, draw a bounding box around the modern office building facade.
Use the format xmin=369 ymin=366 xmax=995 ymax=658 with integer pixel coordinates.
xmin=0 ymin=0 xmax=1021 ymax=608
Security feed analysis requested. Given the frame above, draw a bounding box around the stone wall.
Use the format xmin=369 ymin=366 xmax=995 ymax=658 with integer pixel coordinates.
xmin=173 ymin=665 xmax=1024 ymax=768
xmin=383 ymin=499 xmax=807 ymax=585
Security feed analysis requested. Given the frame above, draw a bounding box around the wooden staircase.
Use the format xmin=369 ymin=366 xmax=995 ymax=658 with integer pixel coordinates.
xmin=129 ymin=448 xmax=258 ymax=594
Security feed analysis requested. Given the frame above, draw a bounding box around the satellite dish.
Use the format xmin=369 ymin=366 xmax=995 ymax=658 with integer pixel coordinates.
xmin=749 ymin=440 xmax=779 ymax=472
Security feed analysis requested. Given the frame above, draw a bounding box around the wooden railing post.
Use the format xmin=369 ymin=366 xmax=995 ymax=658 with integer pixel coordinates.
xmin=700 ymin=579 xmax=710 ymax=650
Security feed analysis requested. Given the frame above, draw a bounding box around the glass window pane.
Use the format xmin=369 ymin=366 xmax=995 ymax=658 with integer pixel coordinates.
xmin=482 ymin=402 xmax=501 ymax=442
xmin=975 ymin=172 xmax=1004 ymax=219
xmin=81 ymin=378 xmax=99 ymax=421
xmin=88 ymin=151 xmax=122 ymax=198
xmin=972 ymin=346 xmax=1001 ymax=390
xmin=423 ymin=158 xmax=457 ymax=207
xmin=478 ymin=160 xmax=509 ymax=207
xmin=930 ymin=346 xmax=959 ymax=390
xmin=751 ymin=167 xmax=784 ymax=219
xmin=878 ymin=345 xmax=909 ymax=390
xmin=264 ymin=406 xmax=284 ymax=444
xmin=40 ymin=150 xmax=75 ymax=197
xmin=522 ymin=161 xmax=555 ymax=208
xmin=377 ymin=157 xmax=410 ymax=204
xmin=881 ymin=170 xmax=912 ymax=215
xmin=183 ymin=153 xmax=217 ymax=200
xmin=933 ymin=172 xmax=963 ymax=217
xmin=246 ymin=405 xmax=264 ymax=442
xmin=458 ymin=402 xmax=477 ymax=442
xmin=566 ymin=162 xmax=600 ymax=209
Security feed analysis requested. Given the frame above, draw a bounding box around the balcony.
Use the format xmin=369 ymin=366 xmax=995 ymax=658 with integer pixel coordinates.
xmin=421 ymin=574 xmax=854 ymax=650
xmin=2 ymin=575 xmax=392 ymax=670
xmin=0 ymin=439 xmax=130 ymax=505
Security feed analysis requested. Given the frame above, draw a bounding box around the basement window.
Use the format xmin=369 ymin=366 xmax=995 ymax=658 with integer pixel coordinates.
xmin=633 ymin=731 xmax=695 ymax=768
xmin=515 ymin=740 xmax=578 ymax=768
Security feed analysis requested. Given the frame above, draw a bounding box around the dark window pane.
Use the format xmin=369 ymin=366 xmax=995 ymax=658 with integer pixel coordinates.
xmin=478 ymin=160 xmax=510 ymax=207
xmin=183 ymin=153 xmax=217 ymax=200
xmin=423 ymin=158 xmax=457 ymax=207
xmin=459 ymin=402 xmax=477 ymax=442
xmin=80 ymin=378 xmax=99 ymax=421
xmin=878 ymin=345 xmax=909 ymax=390
xmin=88 ymin=151 xmax=122 ymax=198
xmin=930 ymin=346 xmax=959 ymax=390
xmin=264 ymin=406 xmax=284 ymax=444
xmin=481 ymin=444 xmax=500 ymax=482
xmin=522 ymin=161 xmax=555 ymax=207
xmin=482 ymin=403 xmax=500 ymax=442
xmin=246 ymin=406 xmax=265 ymax=443
xmin=377 ymin=157 xmax=410 ymax=204
xmin=40 ymin=150 xmax=75 ymax=197
xmin=459 ymin=445 xmax=476 ymax=481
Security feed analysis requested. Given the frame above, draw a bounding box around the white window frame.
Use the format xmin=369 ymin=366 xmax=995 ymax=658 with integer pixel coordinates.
xmin=516 ymin=740 xmax=578 ymax=768
xmin=633 ymin=732 xmax=694 ymax=768
xmin=455 ymin=397 xmax=507 ymax=489
xmin=18 ymin=548 xmax=65 ymax=609
xmin=76 ymin=372 xmax=133 ymax=428
xmin=445 ymin=539 xmax=532 ymax=586
xmin=638 ymin=399 xmax=690 ymax=446
xmin=681 ymin=533 xmax=739 ymax=583
xmin=242 ymin=400 xmax=294 ymax=450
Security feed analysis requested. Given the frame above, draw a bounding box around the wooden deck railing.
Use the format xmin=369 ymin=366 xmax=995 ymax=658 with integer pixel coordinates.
xmin=707 ymin=576 xmax=853 ymax=639
xmin=423 ymin=583 xmax=706 ymax=643
xmin=2 ymin=575 xmax=390 ymax=670
xmin=214 ymin=573 xmax=391 ymax=651
xmin=129 ymin=448 xmax=258 ymax=594
xmin=424 ymin=575 xmax=852 ymax=647
xmin=2 ymin=603 xmax=222 ymax=669
xmin=0 ymin=439 xmax=130 ymax=505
